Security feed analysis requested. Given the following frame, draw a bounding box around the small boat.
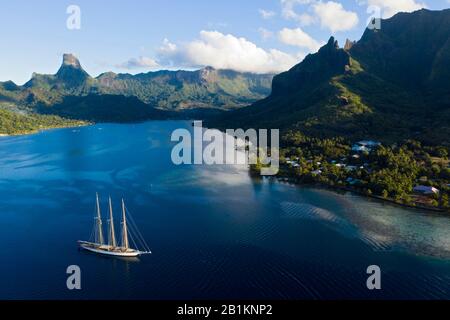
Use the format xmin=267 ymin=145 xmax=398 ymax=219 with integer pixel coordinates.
xmin=78 ymin=194 xmax=151 ymax=257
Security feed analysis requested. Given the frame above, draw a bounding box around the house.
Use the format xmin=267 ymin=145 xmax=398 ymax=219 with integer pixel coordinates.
xmin=352 ymin=140 xmax=381 ymax=153
xmin=357 ymin=140 xmax=381 ymax=147
xmin=352 ymin=145 xmax=370 ymax=153
xmin=413 ymin=186 xmax=440 ymax=195
xmin=345 ymin=165 xmax=358 ymax=172
xmin=311 ymin=170 xmax=322 ymax=176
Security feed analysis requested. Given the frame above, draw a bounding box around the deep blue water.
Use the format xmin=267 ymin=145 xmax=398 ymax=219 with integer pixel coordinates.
xmin=0 ymin=121 xmax=449 ymax=300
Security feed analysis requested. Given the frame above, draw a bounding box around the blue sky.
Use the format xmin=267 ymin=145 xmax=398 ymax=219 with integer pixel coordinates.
xmin=1 ymin=0 xmax=449 ymax=84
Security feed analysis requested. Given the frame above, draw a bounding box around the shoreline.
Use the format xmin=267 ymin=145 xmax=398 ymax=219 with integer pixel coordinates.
xmin=0 ymin=123 xmax=91 ymax=138
xmin=0 ymin=118 xmax=189 ymax=138
xmin=267 ymin=174 xmax=449 ymax=215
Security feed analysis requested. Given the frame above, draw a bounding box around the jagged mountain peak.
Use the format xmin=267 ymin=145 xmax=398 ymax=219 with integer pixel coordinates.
xmin=271 ymin=36 xmax=350 ymax=96
xmin=61 ymin=53 xmax=82 ymax=69
xmin=344 ymin=39 xmax=355 ymax=51
xmin=55 ymin=53 xmax=90 ymax=85
xmin=325 ymin=36 xmax=339 ymax=49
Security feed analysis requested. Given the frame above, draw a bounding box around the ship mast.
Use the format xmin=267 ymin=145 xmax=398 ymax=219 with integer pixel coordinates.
xmin=95 ymin=193 xmax=104 ymax=245
xmin=108 ymin=196 xmax=117 ymax=248
xmin=121 ymin=199 xmax=129 ymax=250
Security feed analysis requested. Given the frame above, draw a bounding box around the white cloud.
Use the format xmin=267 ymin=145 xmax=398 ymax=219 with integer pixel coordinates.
xmin=159 ymin=38 xmax=177 ymax=55
xmin=118 ymin=56 xmax=160 ymax=70
xmin=259 ymin=28 xmax=274 ymax=40
xmin=312 ymin=1 xmax=359 ymax=32
xmin=367 ymin=0 xmax=427 ymax=18
xmin=278 ymin=27 xmax=323 ymax=51
xmin=296 ymin=13 xmax=317 ymax=25
xmin=281 ymin=0 xmax=316 ymax=25
xmin=157 ymin=31 xmax=300 ymax=74
xmin=259 ymin=9 xmax=276 ymax=19
xmin=280 ymin=0 xmax=359 ymax=30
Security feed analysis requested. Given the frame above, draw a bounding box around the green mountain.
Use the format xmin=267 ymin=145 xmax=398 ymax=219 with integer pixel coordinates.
xmin=0 ymin=54 xmax=272 ymax=113
xmin=0 ymin=54 xmax=273 ymax=131
xmin=208 ymin=9 xmax=450 ymax=146
xmin=93 ymin=67 xmax=273 ymax=111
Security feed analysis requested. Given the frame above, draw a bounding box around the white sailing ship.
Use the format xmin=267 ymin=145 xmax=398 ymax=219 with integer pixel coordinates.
xmin=78 ymin=194 xmax=151 ymax=257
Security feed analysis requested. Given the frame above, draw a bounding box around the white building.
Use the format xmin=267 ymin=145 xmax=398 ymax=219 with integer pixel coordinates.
xmin=413 ymin=186 xmax=440 ymax=195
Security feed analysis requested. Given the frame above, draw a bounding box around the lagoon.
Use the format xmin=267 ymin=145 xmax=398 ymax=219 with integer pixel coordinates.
xmin=0 ymin=121 xmax=449 ymax=299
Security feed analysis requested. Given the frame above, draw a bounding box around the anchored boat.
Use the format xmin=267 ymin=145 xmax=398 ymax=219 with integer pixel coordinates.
xmin=78 ymin=194 xmax=151 ymax=257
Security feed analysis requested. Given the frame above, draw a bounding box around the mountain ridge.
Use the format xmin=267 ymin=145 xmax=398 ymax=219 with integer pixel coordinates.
xmin=2 ymin=54 xmax=274 ymax=112
xmin=0 ymin=54 xmax=274 ymax=126
xmin=207 ymin=8 xmax=450 ymax=146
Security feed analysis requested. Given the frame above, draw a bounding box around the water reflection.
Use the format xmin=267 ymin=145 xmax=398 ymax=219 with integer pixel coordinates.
xmin=278 ymin=187 xmax=450 ymax=259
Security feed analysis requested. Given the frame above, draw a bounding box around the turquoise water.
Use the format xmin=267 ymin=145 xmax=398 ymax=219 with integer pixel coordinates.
xmin=0 ymin=121 xmax=449 ymax=299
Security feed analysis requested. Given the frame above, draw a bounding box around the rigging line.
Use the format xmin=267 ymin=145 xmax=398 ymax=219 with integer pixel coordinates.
xmin=127 ymin=223 xmax=148 ymax=253
xmin=127 ymin=229 xmax=140 ymax=252
xmin=128 ymin=217 xmax=147 ymax=249
xmin=127 ymin=218 xmax=149 ymax=252
xmin=122 ymin=203 xmax=151 ymax=252
xmin=125 ymin=207 xmax=150 ymax=250
xmin=125 ymin=206 xmax=150 ymax=250
xmin=128 ymin=218 xmax=150 ymax=253
xmin=89 ymin=225 xmax=95 ymax=243
xmin=129 ymin=220 xmax=150 ymax=252
xmin=89 ymin=202 xmax=97 ymax=243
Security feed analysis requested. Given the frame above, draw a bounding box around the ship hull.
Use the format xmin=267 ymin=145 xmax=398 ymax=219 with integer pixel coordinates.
xmin=78 ymin=241 xmax=143 ymax=257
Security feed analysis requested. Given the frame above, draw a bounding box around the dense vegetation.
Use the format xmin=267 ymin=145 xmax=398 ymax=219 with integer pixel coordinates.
xmin=94 ymin=68 xmax=273 ymax=111
xmin=0 ymin=108 xmax=86 ymax=135
xmin=36 ymin=94 xmax=174 ymax=123
xmin=252 ymin=131 xmax=450 ymax=211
